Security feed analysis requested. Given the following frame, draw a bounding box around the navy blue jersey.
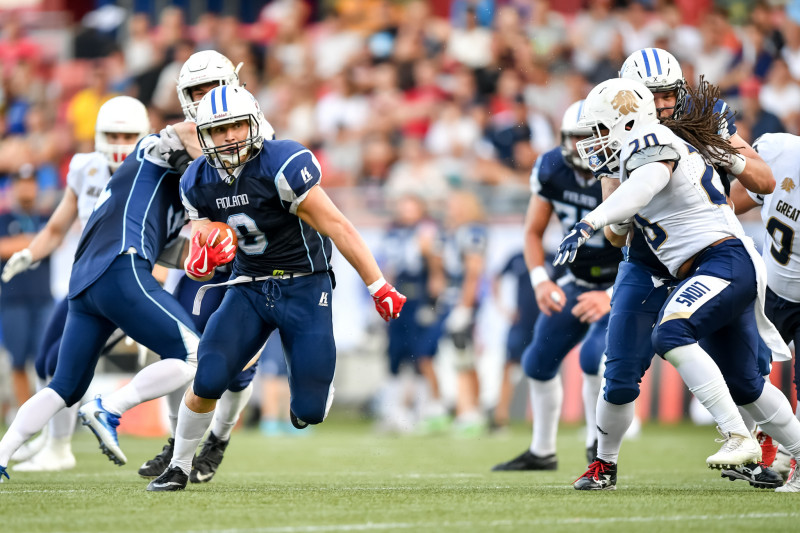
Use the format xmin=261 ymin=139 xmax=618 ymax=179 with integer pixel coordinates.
xmin=69 ymin=136 xmax=186 ymax=298
xmin=626 ymin=97 xmax=736 ymax=280
xmin=381 ymin=221 xmax=435 ymax=302
xmin=0 ymin=210 xmax=51 ymax=304
xmin=180 ymin=140 xmax=332 ymax=276
xmin=532 ymin=147 xmax=621 ymax=284
xmin=439 ymin=223 xmax=488 ymax=291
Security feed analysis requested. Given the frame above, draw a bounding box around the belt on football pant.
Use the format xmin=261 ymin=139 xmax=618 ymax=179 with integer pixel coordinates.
xmin=192 ymin=271 xmax=313 ymax=315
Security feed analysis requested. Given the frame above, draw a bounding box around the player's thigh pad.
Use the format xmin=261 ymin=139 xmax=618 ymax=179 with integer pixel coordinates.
xmin=579 ymin=313 xmax=610 ymax=375
xmin=48 ymin=296 xmax=118 ymax=406
xmin=195 ymin=285 xmax=273 ymax=399
xmin=699 ymin=307 xmax=765 ymax=405
xmin=521 ymin=282 xmax=589 ymax=381
xmin=274 ymin=273 xmax=336 ymax=425
xmin=95 ymin=255 xmax=201 ymax=362
xmin=652 ymin=242 xmax=756 ymax=356
xmin=35 ymin=297 xmax=69 ymax=380
xmin=603 ymin=261 xmax=671 ymax=405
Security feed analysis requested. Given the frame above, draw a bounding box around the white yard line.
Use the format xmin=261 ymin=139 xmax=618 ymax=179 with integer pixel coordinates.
xmin=183 ymin=512 xmax=800 ymax=533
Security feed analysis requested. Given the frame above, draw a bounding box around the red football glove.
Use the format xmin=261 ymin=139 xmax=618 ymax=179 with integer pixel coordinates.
xmin=185 ymin=229 xmax=236 ymax=279
xmin=371 ymin=281 xmax=406 ymax=322
xmin=205 ymin=227 xmax=237 ymax=265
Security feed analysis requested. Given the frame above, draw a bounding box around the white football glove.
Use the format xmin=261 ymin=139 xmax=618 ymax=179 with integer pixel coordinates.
xmin=2 ymin=249 xmax=33 ymax=282
xmin=709 ymin=149 xmax=747 ymax=176
xmin=157 ymin=125 xmax=185 ymax=158
xmin=445 ymin=305 xmax=473 ymax=334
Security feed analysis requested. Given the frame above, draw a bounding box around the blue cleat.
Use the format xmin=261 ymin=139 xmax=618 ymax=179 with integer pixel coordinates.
xmin=0 ymin=465 xmax=9 ymax=482
xmin=78 ymin=396 xmax=127 ymax=466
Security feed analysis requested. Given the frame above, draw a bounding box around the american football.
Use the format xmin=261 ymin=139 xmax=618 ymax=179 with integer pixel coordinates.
xmin=197 ymin=221 xmax=238 ymax=249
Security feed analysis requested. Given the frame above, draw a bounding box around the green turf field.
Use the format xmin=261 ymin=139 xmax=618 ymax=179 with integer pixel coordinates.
xmin=1 ymin=417 xmax=797 ymax=533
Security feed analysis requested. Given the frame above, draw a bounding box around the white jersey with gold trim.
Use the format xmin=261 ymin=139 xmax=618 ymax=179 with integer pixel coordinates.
xmin=748 ymin=132 xmax=800 ymax=302
xmin=620 ymin=123 xmax=745 ymax=277
xmin=66 ymin=152 xmax=113 ymax=230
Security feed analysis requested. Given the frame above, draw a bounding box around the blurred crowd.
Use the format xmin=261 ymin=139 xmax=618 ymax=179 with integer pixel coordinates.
xmin=1 ymin=0 xmax=798 ymax=220
xmin=0 ymin=0 xmax=798 ymax=431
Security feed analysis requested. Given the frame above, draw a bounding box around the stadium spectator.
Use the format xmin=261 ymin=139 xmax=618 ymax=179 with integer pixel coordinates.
xmin=736 ymin=77 xmax=786 ymax=142
xmin=0 ymin=170 xmax=53 ymax=411
xmin=65 ymin=61 xmax=116 ymax=153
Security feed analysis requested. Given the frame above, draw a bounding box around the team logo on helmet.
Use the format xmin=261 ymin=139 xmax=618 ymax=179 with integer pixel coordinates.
xmin=781 ymin=178 xmax=795 ymax=193
xmin=612 ymin=91 xmax=638 ymax=115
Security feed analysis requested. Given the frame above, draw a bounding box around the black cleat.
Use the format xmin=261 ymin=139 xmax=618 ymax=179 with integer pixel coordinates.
xmin=721 ymin=462 xmax=784 ymax=489
xmin=146 ymin=466 xmax=188 ymax=492
xmin=290 ymin=410 xmax=309 ymax=430
xmin=138 ymin=438 xmax=174 ymax=479
xmin=491 ymin=450 xmax=557 ymax=471
xmin=574 ymin=459 xmax=617 ymax=490
xmin=586 ymin=439 xmax=598 ymax=465
xmin=189 ymin=432 xmax=229 ymax=483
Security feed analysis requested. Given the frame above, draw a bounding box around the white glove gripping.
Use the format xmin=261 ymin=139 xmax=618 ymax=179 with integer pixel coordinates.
xmin=158 ymin=125 xmax=192 ymax=173
xmin=2 ymin=249 xmax=33 ymax=282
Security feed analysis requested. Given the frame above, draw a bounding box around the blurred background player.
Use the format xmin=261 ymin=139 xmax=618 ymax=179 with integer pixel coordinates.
xmin=730 ymin=132 xmax=800 ymax=490
xmin=431 ymin=190 xmax=488 ymax=437
xmin=0 ymin=168 xmax=53 ymax=422
xmin=1 ymin=96 xmax=149 ymax=472
xmin=492 ymin=101 xmax=621 ymax=471
xmin=489 ymin=248 xmax=542 ymax=433
xmin=375 ymin=193 xmax=446 ymax=434
xmin=148 ymin=86 xmax=406 ymax=491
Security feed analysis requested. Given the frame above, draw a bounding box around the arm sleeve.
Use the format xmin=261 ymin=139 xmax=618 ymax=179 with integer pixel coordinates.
xmin=582 ymin=162 xmax=671 ymax=229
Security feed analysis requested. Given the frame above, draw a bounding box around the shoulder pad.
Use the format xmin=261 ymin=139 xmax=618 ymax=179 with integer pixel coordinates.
xmin=625 ymin=145 xmax=680 ymax=172
xmin=69 ymin=152 xmax=104 ymax=172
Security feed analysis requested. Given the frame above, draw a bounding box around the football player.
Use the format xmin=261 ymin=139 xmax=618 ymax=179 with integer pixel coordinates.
xmin=1 ymin=96 xmax=150 ymax=472
xmin=574 ymin=48 xmax=782 ymax=490
xmin=377 ymin=194 xmax=448 ymax=434
xmin=146 ymin=86 xmax=406 ymax=491
xmin=560 ymin=78 xmax=800 ymax=492
xmin=0 ymin=110 xmax=204 ymax=482
xmin=729 ymin=132 xmax=800 ymax=492
xmin=136 ymin=50 xmax=262 ymax=485
xmin=492 ymin=101 xmax=622 ymax=471
xmin=431 ymin=190 xmax=489 ymax=437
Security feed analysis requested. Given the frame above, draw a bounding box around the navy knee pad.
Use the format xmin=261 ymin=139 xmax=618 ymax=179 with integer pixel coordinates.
xmin=604 ymin=383 xmax=640 ymax=405
xmin=289 ymin=397 xmax=326 ymax=425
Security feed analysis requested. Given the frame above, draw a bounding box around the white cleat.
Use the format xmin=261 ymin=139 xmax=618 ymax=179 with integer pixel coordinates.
xmin=78 ymin=397 xmax=127 ymax=466
xmin=775 ymin=459 xmax=798 ymax=493
xmin=706 ymin=426 xmax=762 ymax=469
xmin=12 ymin=446 xmax=76 ymax=472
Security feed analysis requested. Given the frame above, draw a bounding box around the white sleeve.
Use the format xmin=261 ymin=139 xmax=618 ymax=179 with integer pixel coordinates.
xmin=582 ymin=162 xmax=671 ymax=229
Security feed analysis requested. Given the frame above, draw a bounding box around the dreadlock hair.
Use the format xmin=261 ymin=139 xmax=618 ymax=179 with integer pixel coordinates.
xmin=659 ymin=76 xmax=739 ymax=163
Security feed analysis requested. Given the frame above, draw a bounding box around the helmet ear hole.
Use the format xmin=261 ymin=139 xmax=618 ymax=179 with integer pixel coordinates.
xmin=624 ymin=120 xmax=635 ymax=131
